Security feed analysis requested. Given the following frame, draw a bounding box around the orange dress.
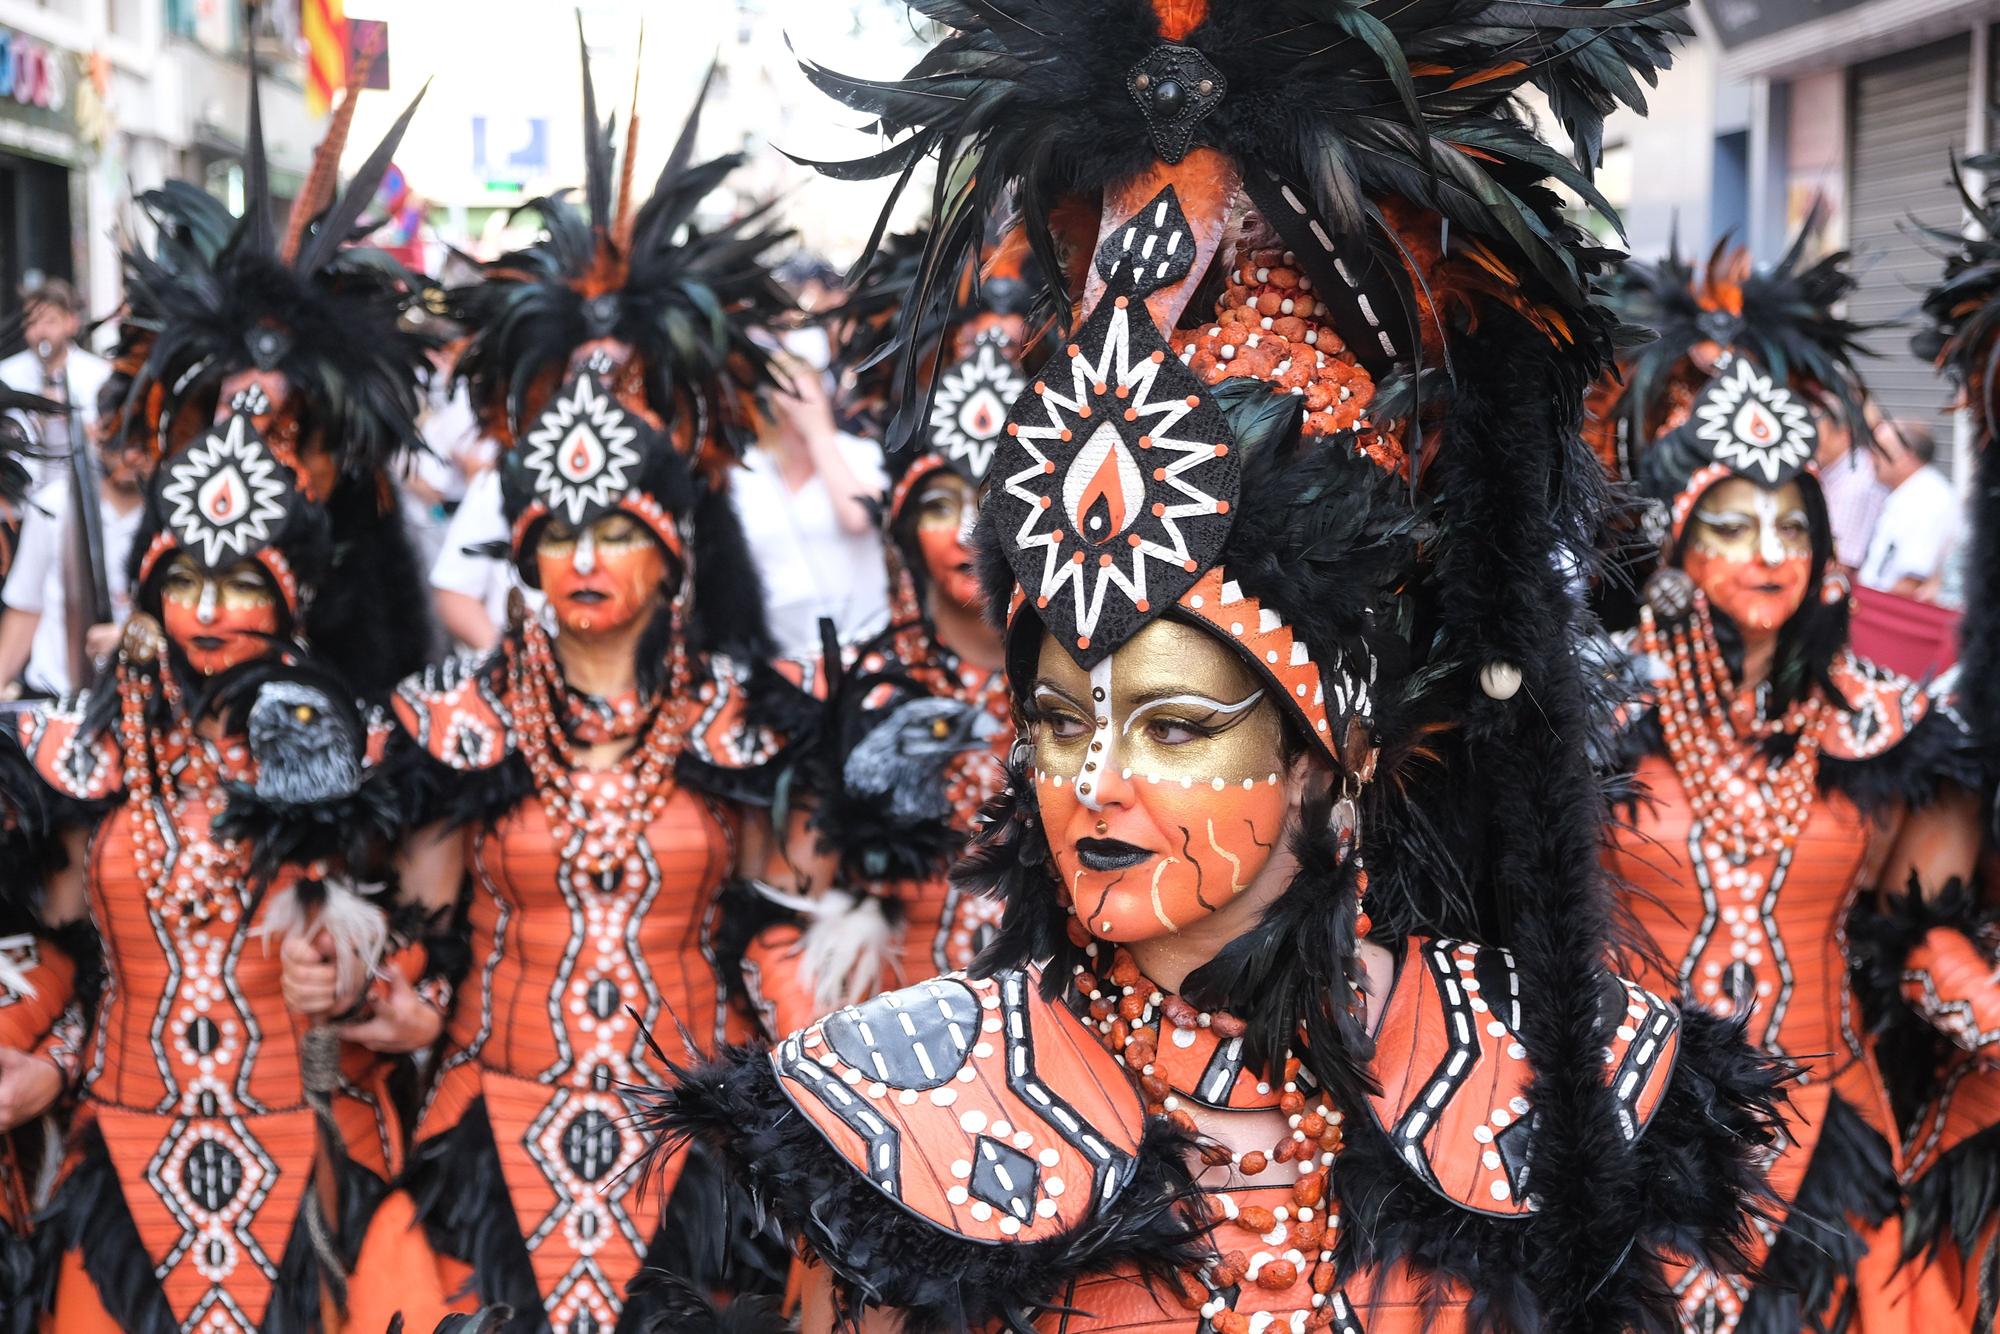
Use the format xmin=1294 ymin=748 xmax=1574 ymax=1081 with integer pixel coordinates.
xmin=394 ymin=651 xmax=781 ymax=1332
xmin=10 ymin=701 xmax=424 ymax=1333
xmin=1604 ymin=656 xmax=1930 ymax=1334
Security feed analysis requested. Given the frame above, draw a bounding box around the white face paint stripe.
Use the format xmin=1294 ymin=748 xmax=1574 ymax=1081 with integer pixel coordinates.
xmin=574 ymin=526 xmax=599 ymax=576
xmin=1119 ymin=689 xmax=1267 ymax=737
xmin=1078 ymin=658 xmax=1116 ymax=812
xmin=1754 ymin=490 xmax=1783 ymax=567
xmin=196 ymin=579 xmax=218 ymax=626
xmin=956 ymin=500 xmax=979 ymax=548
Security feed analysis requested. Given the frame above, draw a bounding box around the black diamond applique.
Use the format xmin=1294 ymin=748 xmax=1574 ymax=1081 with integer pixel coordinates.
xmin=968 ymin=1134 xmax=1040 ymax=1221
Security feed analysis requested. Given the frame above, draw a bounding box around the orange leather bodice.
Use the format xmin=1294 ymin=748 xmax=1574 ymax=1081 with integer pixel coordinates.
xmin=1610 ymin=753 xmax=1885 ymax=1093
xmin=16 ymin=704 xmax=400 ymax=1333
xmin=399 ymin=667 xmax=745 ymax=1334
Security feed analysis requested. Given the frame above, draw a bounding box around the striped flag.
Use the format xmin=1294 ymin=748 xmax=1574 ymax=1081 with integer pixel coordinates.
xmin=303 ymin=0 xmax=348 ymax=119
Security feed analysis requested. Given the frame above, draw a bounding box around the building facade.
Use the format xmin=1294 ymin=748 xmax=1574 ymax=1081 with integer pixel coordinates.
xmin=0 ymin=0 xmax=310 ymax=341
xmin=1596 ymin=0 xmax=2000 ymax=479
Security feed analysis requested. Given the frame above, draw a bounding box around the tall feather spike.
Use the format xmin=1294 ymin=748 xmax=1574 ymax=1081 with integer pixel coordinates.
xmin=613 ymin=25 xmax=644 ymax=253
xmin=243 ymin=20 xmax=273 ymax=256
xmin=280 ymin=30 xmax=383 ymax=265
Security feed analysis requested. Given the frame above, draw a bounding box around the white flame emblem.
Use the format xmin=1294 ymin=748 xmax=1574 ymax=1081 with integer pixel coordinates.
xmin=523 ymin=373 xmax=643 ymax=524
xmin=929 ymin=336 xmax=1026 ymax=482
xmin=1694 ymin=358 xmax=1816 ymax=484
xmin=159 ymin=415 xmax=294 ymax=568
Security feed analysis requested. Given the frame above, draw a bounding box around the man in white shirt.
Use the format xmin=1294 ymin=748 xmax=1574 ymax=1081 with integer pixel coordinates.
xmin=0 ymin=278 xmax=110 ymax=490
xmin=0 ymin=434 xmax=148 ymax=697
xmin=1859 ymin=420 xmax=1961 ymax=601
xmin=730 ymin=353 xmax=890 ymax=656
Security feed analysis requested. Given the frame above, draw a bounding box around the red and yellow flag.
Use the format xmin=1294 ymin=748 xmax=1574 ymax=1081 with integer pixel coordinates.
xmin=304 ymin=0 xmax=348 ymax=119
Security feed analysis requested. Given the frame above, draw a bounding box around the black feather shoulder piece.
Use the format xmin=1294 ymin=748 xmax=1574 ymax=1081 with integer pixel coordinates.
xmin=800 ymin=0 xmax=1690 ymax=448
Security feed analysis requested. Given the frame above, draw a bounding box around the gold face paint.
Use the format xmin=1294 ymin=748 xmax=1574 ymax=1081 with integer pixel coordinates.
xmin=1031 ymin=618 xmax=1290 ymax=943
xmin=1684 ymin=477 xmax=1813 ymax=632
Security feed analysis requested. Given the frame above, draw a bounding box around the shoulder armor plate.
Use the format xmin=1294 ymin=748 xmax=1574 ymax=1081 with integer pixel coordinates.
xmin=772 ymin=967 xmax=1147 ymax=1245
xmin=1368 ymin=938 xmax=1680 ymax=1217
xmin=1825 ymin=653 xmax=1927 ymax=762
xmin=391 ymin=653 xmax=513 ymax=771
xmin=16 ymin=699 xmax=122 ymax=801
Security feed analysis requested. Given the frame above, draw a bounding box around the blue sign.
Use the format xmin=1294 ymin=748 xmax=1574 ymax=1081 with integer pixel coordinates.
xmin=471 ymin=115 xmax=550 ymax=183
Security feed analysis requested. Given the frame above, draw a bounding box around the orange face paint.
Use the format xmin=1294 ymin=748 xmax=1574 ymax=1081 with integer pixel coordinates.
xmin=158 ymin=555 xmax=282 ymax=675
xmin=1031 ymin=619 xmax=1290 ymax=943
xmin=536 ymin=512 xmax=669 ymax=636
xmin=1683 ymin=478 xmax=1814 ymax=633
xmin=913 ymin=474 xmax=984 ymax=610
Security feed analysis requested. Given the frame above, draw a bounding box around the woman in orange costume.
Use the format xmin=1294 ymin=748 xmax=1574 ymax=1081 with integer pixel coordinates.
xmin=1596 ymin=240 xmax=1983 ymax=1334
xmin=0 ymin=77 xmax=452 ymax=1334
xmin=733 ymin=249 xmax=1038 ymax=1032
xmin=285 ymin=54 xmax=795 ymax=1334
xmin=652 ymin=1 xmax=1796 ymax=1331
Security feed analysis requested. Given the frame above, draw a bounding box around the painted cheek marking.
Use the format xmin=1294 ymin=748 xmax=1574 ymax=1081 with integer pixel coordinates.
xmin=1206 ymin=818 xmax=1246 ymax=897
xmin=1150 ymin=858 xmax=1182 ymax=932
xmin=1078 ymin=658 xmax=1116 ymax=812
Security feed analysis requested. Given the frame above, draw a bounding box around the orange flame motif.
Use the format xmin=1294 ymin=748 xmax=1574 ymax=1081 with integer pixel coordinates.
xmin=1151 ymin=0 xmax=1209 ymax=40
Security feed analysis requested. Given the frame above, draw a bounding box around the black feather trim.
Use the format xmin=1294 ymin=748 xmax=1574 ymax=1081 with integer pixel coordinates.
xmin=1846 ymin=882 xmax=1990 ymax=1131
xmin=643 ymin=1044 xmax=1209 ymax=1334
xmin=29 ymin=1124 xmax=177 ymax=1333
xmin=1623 ymin=1008 xmax=1794 ymax=1330
xmin=1 ymin=1215 xmax=35 ymax=1334
xmin=410 ymin=1098 xmax=776 ymax=1333
xmin=1737 ymin=1095 xmax=1899 ymax=1334
xmin=1905 ymin=1120 xmax=2000 ymax=1282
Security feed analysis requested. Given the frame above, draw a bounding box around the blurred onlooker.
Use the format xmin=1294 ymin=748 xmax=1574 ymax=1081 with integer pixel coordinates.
xmin=430 ymin=466 xmax=546 ymax=656
xmin=732 ymin=350 xmax=890 ymax=657
xmin=774 ymin=254 xmax=843 ymax=384
xmin=1 ymin=277 xmax=110 ymax=489
xmin=1814 ymin=403 xmax=1888 ymax=572
xmin=1859 ymin=419 xmax=1960 ymax=601
xmin=0 ymin=425 xmax=149 ymax=698
xmin=402 ymin=346 xmax=498 ymax=571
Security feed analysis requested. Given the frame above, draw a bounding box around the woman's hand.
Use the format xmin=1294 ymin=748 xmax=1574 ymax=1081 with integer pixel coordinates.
xmin=280 ymin=930 xmax=353 ymax=1022
xmin=337 ymin=970 xmax=446 ymax=1055
xmin=0 ymin=1047 xmax=63 ymax=1132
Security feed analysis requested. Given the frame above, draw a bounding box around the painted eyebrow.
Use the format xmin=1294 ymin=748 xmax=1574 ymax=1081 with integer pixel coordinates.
xmin=1121 ymin=689 xmax=1267 ymax=735
xmin=1031 ymin=680 xmax=1089 ymax=713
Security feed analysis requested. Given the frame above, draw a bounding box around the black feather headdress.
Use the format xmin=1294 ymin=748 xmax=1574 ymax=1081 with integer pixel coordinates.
xmin=802 ymin=0 xmax=1690 ymax=453
xmin=114 ymin=47 xmax=435 ymax=698
xmin=1601 ymin=214 xmax=1876 ymax=484
xmin=447 ymin=32 xmax=792 ymax=661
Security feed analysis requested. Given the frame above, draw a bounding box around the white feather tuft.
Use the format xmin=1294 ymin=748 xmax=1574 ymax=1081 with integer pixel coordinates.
xmin=750 ymin=882 xmax=899 ymax=1013
xmin=254 ymin=879 xmax=390 ymax=1004
xmin=0 ymin=934 xmax=40 ymax=1001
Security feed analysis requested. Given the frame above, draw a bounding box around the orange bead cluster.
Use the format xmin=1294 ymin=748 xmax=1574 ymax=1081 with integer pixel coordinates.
xmin=1078 ymin=945 xmax=1348 ymax=1328
xmin=1171 ymin=248 xmax=1403 ymax=473
xmin=508 ymin=610 xmax=696 ymax=877
xmin=1641 ymin=595 xmax=1827 ymax=865
xmin=117 ymin=648 xmax=252 ymax=928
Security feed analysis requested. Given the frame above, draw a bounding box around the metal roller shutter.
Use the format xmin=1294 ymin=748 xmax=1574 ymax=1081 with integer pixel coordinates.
xmin=1847 ymin=36 xmax=1969 ymax=462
